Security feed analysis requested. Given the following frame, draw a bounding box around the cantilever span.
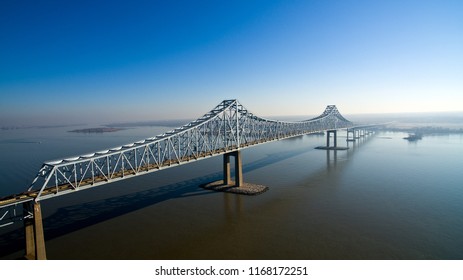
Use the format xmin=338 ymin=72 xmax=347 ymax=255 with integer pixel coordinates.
xmin=22 ymin=100 xmax=354 ymax=203
xmin=0 ymin=99 xmax=353 ymax=207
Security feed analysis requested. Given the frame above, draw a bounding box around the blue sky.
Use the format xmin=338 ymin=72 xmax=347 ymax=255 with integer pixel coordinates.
xmin=1 ymin=0 xmax=462 ymax=126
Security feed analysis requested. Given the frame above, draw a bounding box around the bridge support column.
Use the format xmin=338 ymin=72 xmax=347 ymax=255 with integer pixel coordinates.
xmin=223 ymin=151 xmax=243 ymax=187
xmin=316 ymin=130 xmax=348 ymax=150
xmin=347 ymin=129 xmax=355 ymax=142
xmin=23 ymin=201 xmax=46 ymax=260
xmin=326 ymin=130 xmax=337 ymax=148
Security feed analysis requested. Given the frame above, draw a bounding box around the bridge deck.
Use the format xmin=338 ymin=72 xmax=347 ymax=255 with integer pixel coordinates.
xmin=0 ymin=138 xmax=287 ymax=208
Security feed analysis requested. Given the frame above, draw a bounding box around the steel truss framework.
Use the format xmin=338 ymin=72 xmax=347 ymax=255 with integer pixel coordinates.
xmin=0 ymin=99 xmax=353 ymax=226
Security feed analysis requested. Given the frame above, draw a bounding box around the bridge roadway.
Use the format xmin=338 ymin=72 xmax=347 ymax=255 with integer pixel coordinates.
xmin=0 ymin=144 xmax=246 ymax=208
xmin=0 ymin=99 xmax=382 ymax=259
xmin=0 ymin=141 xmax=290 ymax=207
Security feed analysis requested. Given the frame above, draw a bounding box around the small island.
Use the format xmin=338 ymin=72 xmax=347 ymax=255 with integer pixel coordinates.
xmin=68 ymin=127 xmax=125 ymax=133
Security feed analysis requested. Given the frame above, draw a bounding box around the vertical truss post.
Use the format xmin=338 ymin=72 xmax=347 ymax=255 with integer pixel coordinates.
xmin=236 ymin=102 xmax=240 ymax=149
xmin=23 ymin=201 xmax=46 ymax=260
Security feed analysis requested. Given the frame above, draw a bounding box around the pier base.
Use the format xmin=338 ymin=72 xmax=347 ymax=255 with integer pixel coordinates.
xmin=201 ymin=180 xmax=268 ymax=195
xmin=315 ymin=146 xmax=349 ymax=150
xmin=24 ymin=202 xmax=46 ymax=260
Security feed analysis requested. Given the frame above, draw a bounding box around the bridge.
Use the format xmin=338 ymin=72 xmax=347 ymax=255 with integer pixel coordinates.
xmin=0 ymin=99 xmax=381 ymax=259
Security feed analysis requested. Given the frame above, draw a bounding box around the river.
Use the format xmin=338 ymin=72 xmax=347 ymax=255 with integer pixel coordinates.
xmin=1 ymin=125 xmax=462 ymax=259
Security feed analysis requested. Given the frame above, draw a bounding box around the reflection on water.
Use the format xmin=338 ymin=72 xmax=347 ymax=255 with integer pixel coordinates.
xmin=1 ymin=128 xmax=463 ymax=259
xmin=223 ymin=193 xmax=243 ymax=223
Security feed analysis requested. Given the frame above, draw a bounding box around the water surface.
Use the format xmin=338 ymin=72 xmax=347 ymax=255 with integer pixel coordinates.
xmin=1 ymin=127 xmax=462 ymax=259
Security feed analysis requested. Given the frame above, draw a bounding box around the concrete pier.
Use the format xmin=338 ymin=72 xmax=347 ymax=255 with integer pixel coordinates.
xmin=223 ymin=151 xmax=243 ymax=187
xmin=327 ymin=130 xmax=337 ymax=148
xmin=347 ymin=129 xmax=356 ymax=142
xmin=202 ymin=150 xmax=268 ymax=195
xmin=316 ymin=130 xmax=349 ymax=150
xmin=24 ymin=202 xmax=46 ymax=260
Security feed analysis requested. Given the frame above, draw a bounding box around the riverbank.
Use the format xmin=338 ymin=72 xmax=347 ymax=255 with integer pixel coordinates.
xmin=68 ymin=127 xmax=125 ymax=133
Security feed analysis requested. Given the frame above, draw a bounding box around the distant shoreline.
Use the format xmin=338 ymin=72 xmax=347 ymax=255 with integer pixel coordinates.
xmin=68 ymin=127 xmax=125 ymax=133
xmin=383 ymin=125 xmax=463 ymax=134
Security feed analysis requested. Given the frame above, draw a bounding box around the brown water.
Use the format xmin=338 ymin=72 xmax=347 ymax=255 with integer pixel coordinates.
xmin=1 ymin=127 xmax=463 ymax=259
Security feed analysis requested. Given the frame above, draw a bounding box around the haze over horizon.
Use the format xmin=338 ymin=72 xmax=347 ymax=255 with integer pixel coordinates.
xmin=1 ymin=0 xmax=462 ymax=126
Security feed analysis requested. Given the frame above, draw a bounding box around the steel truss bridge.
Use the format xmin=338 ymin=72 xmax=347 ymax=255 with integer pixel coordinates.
xmin=0 ymin=99 xmax=380 ymax=259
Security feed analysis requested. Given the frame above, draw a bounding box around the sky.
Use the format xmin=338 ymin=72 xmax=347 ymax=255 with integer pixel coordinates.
xmin=1 ymin=0 xmax=462 ymax=126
